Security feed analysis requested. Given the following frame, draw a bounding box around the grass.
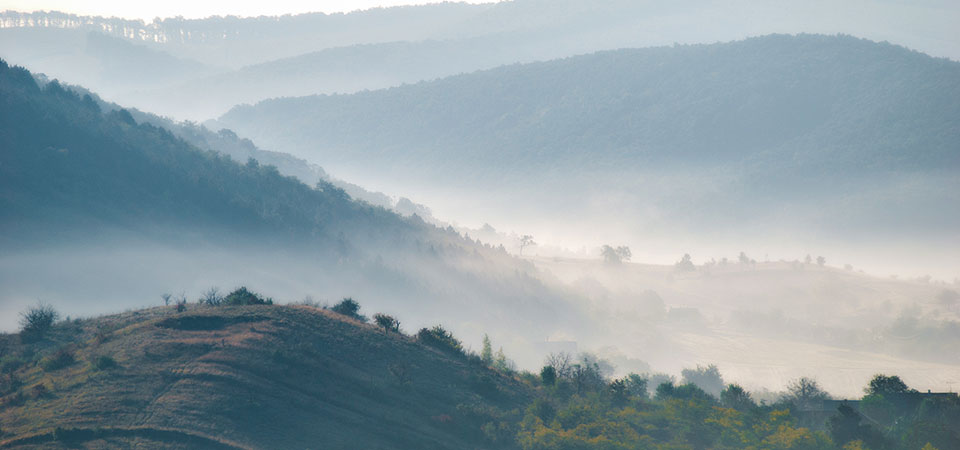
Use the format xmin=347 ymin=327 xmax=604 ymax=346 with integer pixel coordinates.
xmin=0 ymin=303 xmax=531 ymax=449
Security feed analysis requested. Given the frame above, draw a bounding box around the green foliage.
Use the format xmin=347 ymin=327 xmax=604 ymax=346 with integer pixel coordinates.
xmin=681 ymin=364 xmax=724 ymax=397
xmin=866 ymin=374 xmax=912 ymax=396
xmin=720 ymin=383 xmax=756 ymax=411
xmin=417 ymin=325 xmax=464 ymax=357
xmin=481 ymin=334 xmax=493 ymax=365
xmin=223 ymin=287 xmax=273 ymax=306
xmin=18 ymin=302 xmax=59 ymax=342
xmin=373 ymin=313 xmax=400 ymax=332
xmin=331 ymin=298 xmax=366 ymax=322
xmin=540 ymin=366 xmax=557 ymax=387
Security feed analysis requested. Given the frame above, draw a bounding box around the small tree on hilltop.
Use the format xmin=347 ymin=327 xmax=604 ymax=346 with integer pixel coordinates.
xmin=481 ymin=334 xmax=493 ymax=365
xmin=817 ymin=255 xmax=826 ymax=267
xmin=331 ymin=298 xmax=367 ymax=322
xmin=223 ymin=287 xmax=273 ymax=305
xmin=417 ymin=325 xmax=464 ymax=356
xmin=19 ymin=302 xmax=59 ymax=342
xmin=373 ymin=313 xmax=400 ymax=333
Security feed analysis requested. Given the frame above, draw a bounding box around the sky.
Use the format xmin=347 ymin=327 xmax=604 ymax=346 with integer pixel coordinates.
xmin=0 ymin=0 xmax=499 ymax=21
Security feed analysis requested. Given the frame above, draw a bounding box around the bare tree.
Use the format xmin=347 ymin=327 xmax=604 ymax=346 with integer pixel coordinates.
xmin=161 ymin=293 xmax=172 ymax=306
xmin=545 ymin=351 xmax=574 ymax=378
xmin=785 ymin=377 xmax=830 ymax=410
xmin=200 ymin=287 xmax=223 ymax=306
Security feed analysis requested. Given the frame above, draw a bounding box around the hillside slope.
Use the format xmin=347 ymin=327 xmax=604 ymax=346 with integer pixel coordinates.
xmin=0 ymin=304 xmax=530 ymax=449
xmin=0 ymin=59 xmax=584 ymax=363
xmin=217 ymin=34 xmax=960 ymax=242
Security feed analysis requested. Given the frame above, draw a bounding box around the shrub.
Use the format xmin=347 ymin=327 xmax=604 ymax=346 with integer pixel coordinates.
xmin=91 ymin=355 xmax=117 ymax=371
xmin=373 ymin=313 xmax=400 ymax=332
xmin=40 ymin=348 xmax=75 ymax=372
xmin=223 ymin=287 xmax=273 ymax=305
xmin=541 ymin=365 xmax=557 ymax=386
xmin=417 ymin=325 xmax=464 ymax=356
xmin=331 ymin=298 xmax=367 ymax=321
xmin=19 ymin=303 xmax=59 ymax=342
xmin=200 ymin=287 xmax=223 ymax=306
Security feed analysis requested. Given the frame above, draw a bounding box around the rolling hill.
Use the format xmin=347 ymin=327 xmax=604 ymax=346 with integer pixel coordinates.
xmin=0 ymin=58 xmax=585 ymax=363
xmin=0 ymin=303 xmax=530 ymax=449
xmin=216 ymin=34 xmax=960 ymax=243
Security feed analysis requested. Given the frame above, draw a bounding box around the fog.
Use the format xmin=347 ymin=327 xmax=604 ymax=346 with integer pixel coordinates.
xmin=2 ymin=0 xmax=959 ymax=407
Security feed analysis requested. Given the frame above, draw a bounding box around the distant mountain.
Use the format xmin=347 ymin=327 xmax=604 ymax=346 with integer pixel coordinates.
xmin=217 ymin=34 xmax=960 ymax=239
xmin=0 ymin=28 xmax=218 ymax=102
xmin=4 ymin=0 xmax=958 ymax=120
xmin=0 ymin=59 xmax=582 ymax=355
xmin=0 ymin=304 xmax=531 ymax=448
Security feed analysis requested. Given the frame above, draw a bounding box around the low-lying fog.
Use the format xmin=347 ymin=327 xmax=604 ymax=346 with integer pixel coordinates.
xmin=3 ymin=230 xmax=958 ymax=399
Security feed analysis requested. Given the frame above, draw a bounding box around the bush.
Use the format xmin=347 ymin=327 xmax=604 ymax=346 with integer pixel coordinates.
xmin=19 ymin=303 xmax=59 ymax=342
xmin=331 ymin=298 xmax=367 ymax=322
xmin=40 ymin=348 xmax=75 ymax=372
xmin=417 ymin=325 xmax=464 ymax=356
xmin=223 ymin=287 xmax=273 ymax=305
xmin=373 ymin=313 xmax=400 ymax=332
xmin=200 ymin=287 xmax=223 ymax=306
xmin=91 ymin=355 xmax=117 ymax=371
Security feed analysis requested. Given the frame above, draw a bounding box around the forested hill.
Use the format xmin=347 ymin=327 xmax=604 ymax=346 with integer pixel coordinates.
xmin=217 ymin=34 xmax=960 ymax=237
xmin=0 ymin=58 xmax=404 ymax=245
xmin=0 ymin=58 xmax=583 ymax=353
xmin=220 ymin=34 xmax=959 ymax=174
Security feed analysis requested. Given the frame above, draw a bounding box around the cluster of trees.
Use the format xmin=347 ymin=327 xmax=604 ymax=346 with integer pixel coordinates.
xmin=600 ymin=245 xmax=631 ymax=264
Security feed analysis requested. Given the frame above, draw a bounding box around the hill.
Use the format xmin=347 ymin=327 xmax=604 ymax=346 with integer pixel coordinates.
xmin=4 ymin=1 xmax=958 ymax=120
xmin=0 ymin=303 xmax=530 ymax=448
xmin=216 ymin=34 xmax=960 ymax=245
xmin=0 ymin=59 xmax=584 ymax=364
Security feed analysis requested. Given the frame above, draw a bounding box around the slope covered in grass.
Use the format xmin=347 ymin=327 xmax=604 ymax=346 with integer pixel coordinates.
xmin=0 ymin=303 xmax=531 ymax=449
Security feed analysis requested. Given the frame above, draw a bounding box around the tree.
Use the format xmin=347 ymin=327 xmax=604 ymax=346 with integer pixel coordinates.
xmin=373 ymin=313 xmax=400 ymax=333
xmin=540 ymin=365 xmax=557 ymax=386
xmin=519 ymin=235 xmax=536 ymax=256
xmin=601 ymin=245 xmax=620 ymax=264
xmin=223 ymin=287 xmax=273 ymax=305
xmin=675 ymin=253 xmax=696 ymax=272
xmin=865 ymin=374 xmax=909 ymax=397
xmin=601 ymin=245 xmax=631 ymax=264
xmin=200 ymin=287 xmax=223 ymax=306
xmin=417 ymin=325 xmax=464 ymax=356
xmin=161 ymin=293 xmax=172 ymax=306
xmin=681 ymin=364 xmax=724 ymax=397
xmin=545 ymin=352 xmax=574 ymax=378
xmin=493 ymin=347 xmax=514 ymax=372
xmin=786 ymin=377 xmax=830 ymax=410
xmin=817 ymin=256 xmax=826 ymax=266
xmin=331 ymin=297 xmax=367 ymax=322
xmin=625 ymin=373 xmax=649 ymax=398
xmin=19 ymin=302 xmax=59 ymax=342
xmin=721 ymin=383 xmax=756 ymax=411
xmin=481 ymin=334 xmax=493 ymax=365
xmin=805 ymin=254 xmax=813 ymax=264
xmin=738 ymin=252 xmax=752 ymax=264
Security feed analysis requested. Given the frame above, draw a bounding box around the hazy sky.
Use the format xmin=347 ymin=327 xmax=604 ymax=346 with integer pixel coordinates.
xmin=0 ymin=0 xmax=499 ymax=20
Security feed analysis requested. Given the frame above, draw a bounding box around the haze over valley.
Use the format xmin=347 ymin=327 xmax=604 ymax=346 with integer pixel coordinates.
xmin=1 ymin=1 xmax=959 ymax=449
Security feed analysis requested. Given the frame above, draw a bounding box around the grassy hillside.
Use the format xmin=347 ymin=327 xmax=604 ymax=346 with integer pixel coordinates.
xmin=0 ymin=303 xmax=530 ymax=449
